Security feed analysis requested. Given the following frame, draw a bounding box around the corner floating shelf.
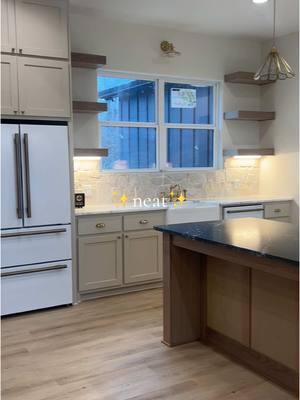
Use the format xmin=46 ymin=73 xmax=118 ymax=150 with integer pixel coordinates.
xmin=71 ymin=52 xmax=107 ymax=69
xmin=224 ymin=110 xmax=275 ymax=121
xmin=224 ymin=71 xmax=274 ymax=86
xmin=72 ymin=101 xmax=107 ymax=113
xmin=224 ymin=148 xmax=275 ymax=157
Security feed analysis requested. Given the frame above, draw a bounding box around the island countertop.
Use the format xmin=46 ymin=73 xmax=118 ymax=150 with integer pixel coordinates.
xmin=155 ymin=218 xmax=299 ymax=266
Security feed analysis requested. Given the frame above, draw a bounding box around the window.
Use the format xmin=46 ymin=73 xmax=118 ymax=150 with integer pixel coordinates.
xmin=98 ymin=76 xmax=157 ymax=170
xmin=98 ymin=73 xmax=219 ymax=171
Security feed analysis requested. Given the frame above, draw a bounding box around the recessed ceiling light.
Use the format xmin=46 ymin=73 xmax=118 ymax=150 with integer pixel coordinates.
xmin=252 ymin=0 xmax=269 ymax=3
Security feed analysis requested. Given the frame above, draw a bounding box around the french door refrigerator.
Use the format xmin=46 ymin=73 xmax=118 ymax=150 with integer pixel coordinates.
xmin=1 ymin=121 xmax=73 ymax=315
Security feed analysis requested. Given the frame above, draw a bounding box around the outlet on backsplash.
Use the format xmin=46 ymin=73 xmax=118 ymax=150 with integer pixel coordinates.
xmin=73 ymin=158 xmax=260 ymax=206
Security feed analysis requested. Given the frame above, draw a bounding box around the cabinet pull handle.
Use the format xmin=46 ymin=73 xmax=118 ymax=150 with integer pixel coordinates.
xmin=23 ymin=134 xmax=32 ymax=218
xmin=13 ymin=110 xmax=18 ymax=114
xmin=19 ymin=48 xmax=22 ymax=54
xmin=274 ymin=209 xmax=282 ymax=213
xmin=21 ymin=111 xmax=25 ymax=114
xmin=96 ymin=223 xmax=106 ymax=229
xmin=11 ymin=47 xmax=15 ymax=53
xmin=139 ymin=219 xmax=149 ymax=225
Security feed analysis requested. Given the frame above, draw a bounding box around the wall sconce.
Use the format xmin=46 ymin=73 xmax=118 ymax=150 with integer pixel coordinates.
xmin=160 ymin=41 xmax=181 ymax=57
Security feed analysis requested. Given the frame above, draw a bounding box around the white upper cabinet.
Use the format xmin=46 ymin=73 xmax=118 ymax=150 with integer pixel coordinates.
xmin=1 ymin=55 xmax=19 ymax=115
xmin=1 ymin=0 xmax=17 ymax=53
xmin=18 ymin=57 xmax=70 ymax=117
xmin=1 ymin=0 xmax=69 ymax=58
xmin=15 ymin=0 xmax=68 ymax=58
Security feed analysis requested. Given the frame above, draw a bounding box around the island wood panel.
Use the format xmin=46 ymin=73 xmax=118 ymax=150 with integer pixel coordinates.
xmin=162 ymin=233 xmax=299 ymax=394
xmin=172 ymin=236 xmax=298 ymax=281
xmin=251 ymin=270 xmax=299 ymax=371
xmin=163 ymin=234 xmax=204 ymax=346
xmin=206 ymin=257 xmax=250 ymax=346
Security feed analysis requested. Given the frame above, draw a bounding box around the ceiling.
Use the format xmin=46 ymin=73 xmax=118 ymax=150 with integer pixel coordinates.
xmin=70 ymin=0 xmax=299 ymax=40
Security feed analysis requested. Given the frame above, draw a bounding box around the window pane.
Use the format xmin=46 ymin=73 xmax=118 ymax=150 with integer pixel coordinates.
xmin=165 ymin=83 xmax=214 ymax=124
xmin=98 ymin=76 xmax=156 ymax=122
xmin=167 ymin=129 xmax=214 ymax=168
xmin=101 ymin=127 xmax=157 ymax=170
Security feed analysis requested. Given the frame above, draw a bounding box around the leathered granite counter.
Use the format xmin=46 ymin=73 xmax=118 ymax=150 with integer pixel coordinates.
xmin=155 ymin=218 xmax=299 ymax=266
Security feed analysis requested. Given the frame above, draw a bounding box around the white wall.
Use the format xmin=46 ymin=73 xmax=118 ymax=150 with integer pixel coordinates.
xmin=259 ymin=33 xmax=299 ymax=222
xmin=70 ymin=12 xmax=262 ymax=150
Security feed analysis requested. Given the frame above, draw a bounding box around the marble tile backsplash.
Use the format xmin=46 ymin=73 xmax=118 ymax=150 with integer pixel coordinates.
xmin=74 ymin=158 xmax=260 ymax=206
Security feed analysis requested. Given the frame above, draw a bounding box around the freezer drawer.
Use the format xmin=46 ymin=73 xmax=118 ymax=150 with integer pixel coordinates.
xmin=1 ymin=260 xmax=72 ymax=315
xmin=1 ymin=225 xmax=72 ymax=267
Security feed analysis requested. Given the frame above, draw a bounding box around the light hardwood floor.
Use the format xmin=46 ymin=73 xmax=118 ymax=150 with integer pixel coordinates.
xmin=1 ymin=289 xmax=297 ymax=400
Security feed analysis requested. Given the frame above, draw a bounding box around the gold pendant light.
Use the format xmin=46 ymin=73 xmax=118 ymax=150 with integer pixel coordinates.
xmin=254 ymin=0 xmax=295 ymax=81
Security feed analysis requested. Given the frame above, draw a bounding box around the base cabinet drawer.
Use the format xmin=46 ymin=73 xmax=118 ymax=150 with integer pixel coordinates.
xmin=124 ymin=230 xmax=163 ymax=284
xmin=78 ymin=234 xmax=123 ymax=292
xmin=78 ymin=215 xmax=122 ymax=236
xmin=1 ymin=260 xmax=72 ymax=316
xmin=264 ymin=202 xmax=291 ymax=219
xmin=124 ymin=212 xmax=165 ymax=231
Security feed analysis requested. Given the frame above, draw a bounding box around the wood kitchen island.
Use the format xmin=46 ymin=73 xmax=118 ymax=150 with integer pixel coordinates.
xmin=155 ymin=218 xmax=299 ymax=394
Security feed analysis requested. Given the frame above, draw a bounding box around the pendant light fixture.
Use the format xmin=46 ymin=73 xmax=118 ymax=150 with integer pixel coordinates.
xmin=254 ymin=0 xmax=295 ymax=81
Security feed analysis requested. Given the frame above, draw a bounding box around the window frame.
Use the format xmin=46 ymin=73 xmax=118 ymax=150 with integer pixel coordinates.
xmin=98 ymin=70 xmax=221 ymax=173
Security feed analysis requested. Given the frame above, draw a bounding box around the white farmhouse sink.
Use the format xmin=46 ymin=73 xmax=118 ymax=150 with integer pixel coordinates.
xmin=166 ymin=201 xmax=220 ymax=224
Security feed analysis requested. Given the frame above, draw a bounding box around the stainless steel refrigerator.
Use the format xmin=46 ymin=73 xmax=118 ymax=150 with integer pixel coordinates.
xmin=1 ymin=121 xmax=73 ymax=315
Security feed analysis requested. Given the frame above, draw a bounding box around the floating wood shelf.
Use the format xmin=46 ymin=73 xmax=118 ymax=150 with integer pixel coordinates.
xmin=72 ymin=101 xmax=107 ymax=113
xmin=71 ymin=52 xmax=107 ymax=69
xmin=74 ymin=148 xmax=108 ymax=157
xmin=224 ymin=148 xmax=275 ymax=157
xmin=224 ymin=110 xmax=275 ymax=121
xmin=224 ymin=71 xmax=275 ymax=86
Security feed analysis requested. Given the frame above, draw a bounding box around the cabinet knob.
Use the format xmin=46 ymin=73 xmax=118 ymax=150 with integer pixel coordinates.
xmin=19 ymin=48 xmax=23 ymax=54
xmin=11 ymin=48 xmax=15 ymax=53
xmin=125 ymin=235 xmax=129 ymax=238
xmin=21 ymin=111 xmax=25 ymax=114
xmin=117 ymin=236 xmax=121 ymax=239
xmin=14 ymin=110 xmax=18 ymax=114
xmin=96 ymin=223 xmax=106 ymax=229
xmin=139 ymin=219 xmax=149 ymax=225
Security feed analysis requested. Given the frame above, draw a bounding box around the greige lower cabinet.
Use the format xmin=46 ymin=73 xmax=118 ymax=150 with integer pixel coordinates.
xmin=1 ymin=54 xmax=70 ymax=117
xmin=77 ymin=211 xmax=165 ymax=295
xmin=124 ymin=230 xmax=163 ymax=284
xmin=78 ymin=234 xmax=123 ymax=292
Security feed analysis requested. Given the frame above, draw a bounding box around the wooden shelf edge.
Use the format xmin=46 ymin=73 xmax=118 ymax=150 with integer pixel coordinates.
xmin=224 ymin=111 xmax=275 ymax=122
xmin=72 ymin=101 xmax=107 ymax=113
xmin=71 ymin=52 xmax=107 ymax=69
xmin=74 ymin=148 xmax=108 ymax=157
xmin=223 ymin=148 xmax=275 ymax=157
xmin=224 ymin=71 xmax=275 ymax=86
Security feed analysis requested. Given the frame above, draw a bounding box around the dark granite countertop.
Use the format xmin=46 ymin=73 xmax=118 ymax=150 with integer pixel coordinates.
xmin=155 ymin=218 xmax=299 ymax=266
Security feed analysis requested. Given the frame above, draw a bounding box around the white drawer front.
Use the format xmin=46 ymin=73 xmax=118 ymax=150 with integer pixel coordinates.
xmin=124 ymin=212 xmax=165 ymax=231
xmin=1 ymin=261 xmax=72 ymax=315
xmin=77 ymin=215 xmax=122 ymax=235
xmin=1 ymin=225 xmax=72 ymax=267
xmin=264 ymin=202 xmax=291 ymax=219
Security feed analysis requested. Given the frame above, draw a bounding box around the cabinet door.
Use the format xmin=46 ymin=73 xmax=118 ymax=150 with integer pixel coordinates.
xmin=1 ymin=124 xmax=23 ymax=230
xmin=78 ymin=235 xmax=123 ymax=292
xmin=1 ymin=0 xmax=17 ymax=53
xmin=15 ymin=0 xmax=68 ymax=58
xmin=1 ymin=54 xmax=19 ymax=115
xmin=18 ymin=57 xmax=70 ymax=117
xmin=124 ymin=230 xmax=163 ymax=284
xmin=20 ymin=124 xmax=71 ymax=227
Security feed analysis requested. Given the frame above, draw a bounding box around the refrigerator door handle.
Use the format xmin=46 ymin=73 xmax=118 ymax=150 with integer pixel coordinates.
xmin=14 ymin=134 xmax=23 ymax=219
xmin=1 ymin=264 xmax=68 ymax=277
xmin=23 ymin=134 xmax=32 ymax=218
xmin=1 ymin=228 xmax=67 ymax=238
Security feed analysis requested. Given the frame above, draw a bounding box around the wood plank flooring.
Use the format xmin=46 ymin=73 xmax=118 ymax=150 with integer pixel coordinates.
xmin=1 ymin=289 xmax=297 ymax=400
